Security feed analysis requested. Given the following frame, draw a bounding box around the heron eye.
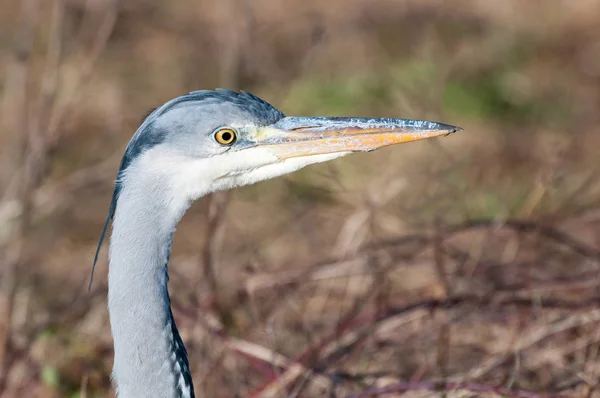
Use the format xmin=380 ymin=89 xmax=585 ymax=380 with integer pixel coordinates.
xmin=214 ymin=128 xmax=237 ymax=145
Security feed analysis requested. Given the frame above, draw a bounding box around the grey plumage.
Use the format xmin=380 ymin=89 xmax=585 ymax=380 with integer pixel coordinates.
xmin=97 ymin=89 xmax=459 ymax=397
xmin=91 ymin=89 xmax=285 ymax=288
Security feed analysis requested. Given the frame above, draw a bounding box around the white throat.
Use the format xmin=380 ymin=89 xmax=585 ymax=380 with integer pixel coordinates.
xmin=107 ymin=146 xmax=350 ymax=397
xmin=108 ymin=153 xmax=194 ymax=398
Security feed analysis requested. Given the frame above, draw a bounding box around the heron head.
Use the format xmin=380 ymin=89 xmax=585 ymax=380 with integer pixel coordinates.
xmin=119 ymin=89 xmax=460 ymax=206
xmin=90 ymin=89 xmax=461 ymax=286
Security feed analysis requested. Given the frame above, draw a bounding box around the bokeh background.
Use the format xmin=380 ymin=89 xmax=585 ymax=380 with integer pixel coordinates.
xmin=1 ymin=0 xmax=600 ymax=397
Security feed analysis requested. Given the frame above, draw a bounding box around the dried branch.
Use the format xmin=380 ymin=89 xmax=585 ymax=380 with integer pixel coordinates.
xmin=445 ymin=219 xmax=600 ymax=262
xmin=46 ymin=0 xmax=119 ymax=142
xmin=244 ymin=216 xmax=599 ymax=306
xmin=433 ymin=217 xmax=452 ymax=296
xmin=0 ymin=0 xmax=42 ymax=387
xmin=343 ymin=380 xmax=570 ymax=398
xmin=251 ymin=293 xmax=600 ymax=396
xmin=198 ymin=191 xmax=230 ymax=322
xmin=224 ymin=337 xmax=332 ymax=397
xmin=0 ymin=153 xmax=121 ymax=225
xmin=0 ymin=0 xmax=118 ymax=391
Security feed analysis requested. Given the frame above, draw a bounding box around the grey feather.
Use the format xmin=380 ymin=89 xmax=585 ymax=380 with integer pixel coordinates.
xmin=90 ymin=89 xmax=284 ymax=289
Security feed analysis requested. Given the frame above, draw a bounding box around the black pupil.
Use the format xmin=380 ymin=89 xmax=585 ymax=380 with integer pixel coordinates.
xmin=221 ymin=131 xmax=232 ymax=142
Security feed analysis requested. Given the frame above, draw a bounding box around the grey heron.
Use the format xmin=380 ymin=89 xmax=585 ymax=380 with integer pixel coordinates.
xmin=93 ymin=89 xmax=460 ymax=397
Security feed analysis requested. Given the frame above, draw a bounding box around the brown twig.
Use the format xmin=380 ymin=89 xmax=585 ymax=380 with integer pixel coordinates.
xmin=197 ymin=191 xmax=230 ymax=323
xmin=433 ymin=216 xmax=452 ymax=296
xmin=0 ymin=153 xmax=121 ymax=224
xmin=343 ymin=381 xmax=570 ymax=398
xmin=46 ymin=0 xmax=119 ymax=142
xmin=0 ymin=0 xmax=41 ymax=388
xmin=445 ymin=219 xmax=600 ymax=262
xmin=0 ymin=0 xmax=118 ymax=392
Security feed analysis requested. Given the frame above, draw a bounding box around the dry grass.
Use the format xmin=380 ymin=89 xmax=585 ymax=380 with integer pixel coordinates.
xmin=0 ymin=0 xmax=600 ymax=397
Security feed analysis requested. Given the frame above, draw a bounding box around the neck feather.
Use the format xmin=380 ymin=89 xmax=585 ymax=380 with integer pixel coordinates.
xmin=108 ymin=170 xmax=195 ymax=398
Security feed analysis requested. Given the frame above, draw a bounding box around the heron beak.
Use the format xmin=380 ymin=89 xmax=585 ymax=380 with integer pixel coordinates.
xmin=254 ymin=116 xmax=462 ymax=160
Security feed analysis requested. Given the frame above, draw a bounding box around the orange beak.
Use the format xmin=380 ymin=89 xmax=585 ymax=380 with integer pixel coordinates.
xmin=252 ymin=116 xmax=461 ymax=159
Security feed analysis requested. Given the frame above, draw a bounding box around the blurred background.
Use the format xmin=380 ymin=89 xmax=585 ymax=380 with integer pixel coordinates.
xmin=0 ymin=0 xmax=599 ymax=397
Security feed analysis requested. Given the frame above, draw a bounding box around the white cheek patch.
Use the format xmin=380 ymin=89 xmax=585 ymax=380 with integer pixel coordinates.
xmin=132 ymin=146 xmax=351 ymax=205
xmin=171 ymin=147 xmax=281 ymax=198
xmin=210 ymin=147 xmax=280 ymax=179
xmin=229 ymin=151 xmax=351 ymax=187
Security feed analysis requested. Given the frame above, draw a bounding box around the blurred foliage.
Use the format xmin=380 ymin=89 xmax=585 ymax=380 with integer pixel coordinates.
xmin=0 ymin=0 xmax=599 ymax=397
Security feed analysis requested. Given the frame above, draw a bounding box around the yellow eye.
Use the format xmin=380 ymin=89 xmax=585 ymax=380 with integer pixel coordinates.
xmin=214 ymin=128 xmax=237 ymax=145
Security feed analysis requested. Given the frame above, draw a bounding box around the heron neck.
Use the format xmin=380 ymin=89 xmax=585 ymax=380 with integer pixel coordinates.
xmin=108 ymin=179 xmax=194 ymax=398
